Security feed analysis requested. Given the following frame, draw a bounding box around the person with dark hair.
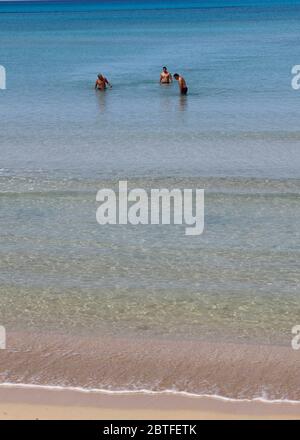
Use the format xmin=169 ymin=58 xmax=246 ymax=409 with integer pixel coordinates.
xmin=95 ymin=73 xmax=112 ymax=91
xmin=173 ymin=73 xmax=188 ymax=95
xmin=160 ymin=66 xmax=172 ymax=84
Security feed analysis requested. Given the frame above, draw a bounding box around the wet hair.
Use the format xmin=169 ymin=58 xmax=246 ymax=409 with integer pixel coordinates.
xmin=173 ymin=73 xmax=179 ymax=79
xmin=163 ymin=66 xmax=167 ymax=70
xmin=97 ymin=74 xmax=102 ymax=79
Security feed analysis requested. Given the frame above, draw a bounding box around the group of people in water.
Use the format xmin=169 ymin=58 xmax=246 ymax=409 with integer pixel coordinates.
xmin=95 ymin=66 xmax=188 ymax=95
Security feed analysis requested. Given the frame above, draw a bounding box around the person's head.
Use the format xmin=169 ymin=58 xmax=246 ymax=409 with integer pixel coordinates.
xmin=173 ymin=73 xmax=179 ymax=80
xmin=163 ymin=66 xmax=168 ymax=73
xmin=97 ymin=73 xmax=103 ymax=80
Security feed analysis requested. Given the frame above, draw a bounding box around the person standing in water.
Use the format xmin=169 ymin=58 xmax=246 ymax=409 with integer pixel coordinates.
xmin=173 ymin=73 xmax=188 ymax=95
xmin=160 ymin=66 xmax=172 ymax=84
xmin=95 ymin=73 xmax=112 ymax=90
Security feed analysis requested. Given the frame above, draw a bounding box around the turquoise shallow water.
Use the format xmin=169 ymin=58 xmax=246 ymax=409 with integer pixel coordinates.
xmin=1 ymin=175 xmax=299 ymax=345
xmin=0 ymin=1 xmax=300 ymax=398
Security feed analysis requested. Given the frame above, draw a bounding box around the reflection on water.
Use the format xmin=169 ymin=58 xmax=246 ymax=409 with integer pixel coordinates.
xmin=159 ymin=84 xmax=188 ymax=113
xmin=179 ymin=94 xmax=188 ymax=111
xmin=160 ymin=86 xmax=173 ymax=113
xmin=95 ymin=89 xmax=107 ymax=113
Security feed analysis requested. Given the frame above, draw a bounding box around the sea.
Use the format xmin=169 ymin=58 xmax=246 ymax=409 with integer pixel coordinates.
xmin=0 ymin=0 xmax=300 ymax=401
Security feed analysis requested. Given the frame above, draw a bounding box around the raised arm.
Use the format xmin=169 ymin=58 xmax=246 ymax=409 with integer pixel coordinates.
xmin=105 ymin=78 xmax=112 ymax=88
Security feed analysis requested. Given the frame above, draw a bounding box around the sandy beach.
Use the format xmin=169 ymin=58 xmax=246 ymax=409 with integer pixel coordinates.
xmin=0 ymin=386 xmax=300 ymax=420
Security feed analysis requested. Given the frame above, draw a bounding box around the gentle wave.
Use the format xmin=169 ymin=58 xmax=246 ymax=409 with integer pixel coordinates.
xmin=0 ymin=382 xmax=300 ymax=405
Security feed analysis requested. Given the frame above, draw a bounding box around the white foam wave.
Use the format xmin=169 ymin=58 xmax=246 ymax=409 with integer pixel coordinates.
xmin=0 ymin=382 xmax=299 ymax=405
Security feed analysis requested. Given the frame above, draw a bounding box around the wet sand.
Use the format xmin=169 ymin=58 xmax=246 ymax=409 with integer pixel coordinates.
xmin=0 ymin=386 xmax=300 ymax=420
xmin=1 ymin=331 xmax=300 ymax=401
xmin=1 ymin=332 xmax=300 ymax=419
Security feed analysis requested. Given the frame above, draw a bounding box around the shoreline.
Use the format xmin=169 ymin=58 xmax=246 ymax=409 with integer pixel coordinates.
xmin=0 ymin=385 xmax=300 ymax=420
xmin=2 ymin=331 xmax=300 ymax=402
xmin=1 ymin=382 xmax=300 ymax=404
